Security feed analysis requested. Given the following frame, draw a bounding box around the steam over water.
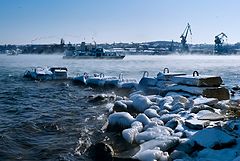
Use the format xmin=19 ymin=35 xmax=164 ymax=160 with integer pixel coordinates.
xmin=1 ymin=54 xmax=240 ymax=160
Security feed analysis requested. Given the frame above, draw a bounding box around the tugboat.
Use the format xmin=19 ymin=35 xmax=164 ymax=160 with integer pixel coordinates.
xmin=24 ymin=67 xmax=68 ymax=81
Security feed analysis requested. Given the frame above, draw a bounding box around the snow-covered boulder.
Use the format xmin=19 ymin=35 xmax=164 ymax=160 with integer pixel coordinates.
xmin=136 ymin=113 xmax=151 ymax=126
xmin=185 ymin=118 xmax=210 ymax=130
xmin=136 ymin=135 xmax=179 ymax=153
xmin=131 ymin=121 xmax=143 ymax=132
xmin=135 ymin=126 xmax=173 ymax=143
xmin=196 ymin=110 xmax=224 ymax=121
xmin=107 ymin=112 xmax=135 ymax=131
xmin=133 ymin=149 xmax=169 ymax=161
xmin=144 ymin=109 xmax=160 ymax=118
xmin=191 ymin=128 xmax=236 ymax=148
xmin=122 ymin=128 xmax=139 ymax=144
xmin=130 ymin=94 xmax=152 ymax=112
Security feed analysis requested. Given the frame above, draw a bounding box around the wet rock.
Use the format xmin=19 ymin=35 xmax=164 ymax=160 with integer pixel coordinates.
xmin=185 ymin=119 xmax=210 ymax=130
xmin=191 ymin=127 xmax=236 ymax=148
xmin=87 ymin=142 xmax=114 ymax=161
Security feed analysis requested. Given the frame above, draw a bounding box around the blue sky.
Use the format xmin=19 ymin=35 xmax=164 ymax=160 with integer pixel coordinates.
xmin=0 ymin=0 xmax=239 ymax=44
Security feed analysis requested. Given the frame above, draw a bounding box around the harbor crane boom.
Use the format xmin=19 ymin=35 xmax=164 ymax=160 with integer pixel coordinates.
xmin=180 ymin=23 xmax=192 ymax=52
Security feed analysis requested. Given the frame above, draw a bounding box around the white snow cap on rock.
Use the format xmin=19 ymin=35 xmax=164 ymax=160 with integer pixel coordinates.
xmin=144 ymin=109 xmax=160 ymax=118
xmin=108 ymin=112 xmax=135 ymax=129
xmin=122 ymin=128 xmax=139 ymax=144
xmin=135 ymin=126 xmax=173 ymax=143
xmin=133 ymin=149 xmax=169 ymax=161
xmin=136 ymin=113 xmax=152 ymax=126
xmin=130 ymin=94 xmax=153 ymax=112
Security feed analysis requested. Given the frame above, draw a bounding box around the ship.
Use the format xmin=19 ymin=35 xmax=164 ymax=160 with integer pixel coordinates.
xmin=63 ymin=42 xmax=125 ymax=59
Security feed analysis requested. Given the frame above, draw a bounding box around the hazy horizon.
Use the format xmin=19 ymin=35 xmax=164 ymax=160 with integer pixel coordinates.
xmin=1 ymin=0 xmax=240 ymax=45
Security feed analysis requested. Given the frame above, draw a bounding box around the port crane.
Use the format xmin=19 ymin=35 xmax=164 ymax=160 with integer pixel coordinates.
xmin=214 ymin=32 xmax=227 ymax=54
xmin=180 ymin=23 xmax=192 ymax=52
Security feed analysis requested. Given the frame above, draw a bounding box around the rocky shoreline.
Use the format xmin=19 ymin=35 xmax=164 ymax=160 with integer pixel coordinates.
xmin=83 ymin=69 xmax=240 ymax=161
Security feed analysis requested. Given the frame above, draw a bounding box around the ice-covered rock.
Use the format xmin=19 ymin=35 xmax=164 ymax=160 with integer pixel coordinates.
xmin=172 ymin=102 xmax=185 ymax=111
xmin=194 ymin=97 xmax=218 ymax=106
xmin=157 ymin=96 xmax=173 ymax=108
xmin=136 ymin=135 xmax=179 ymax=153
xmin=150 ymin=117 xmax=164 ymax=126
xmin=185 ymin=118 xmax=210 ymax=130
xmin=197 ymin=110 xmax=224 ymax=121
xmin=172 ymin=95 xmax=189 ymax=105
xmin=130 ymin=94 xmax=152 ymax=112
xmin=107 ymin=112 xmax=135 ymax=131
xmin=144 ymin=109 xmax=160 ymax=118
xmin=122 ymin=128 xmax=139 ymax=144
xmin=135 ymin=126 xmax=173 ymax=143
xmin=133 ymin=149 xmax=169 ymax=161
xmin=191 ymin=128 xmax=236 ymax=148
xmin=149 ymin=105 xmax=160 ymax=111
xmin=131 ymin=121 xmax=143 ymax=132
xmin=160 ymin=114 xmax=181 ymax=124
xmin=136 ymin=113 xmax=151 ymax=126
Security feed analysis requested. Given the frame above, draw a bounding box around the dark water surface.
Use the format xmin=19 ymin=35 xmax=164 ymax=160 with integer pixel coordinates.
xmin=1 ymin=54 xmax=240 ymax=160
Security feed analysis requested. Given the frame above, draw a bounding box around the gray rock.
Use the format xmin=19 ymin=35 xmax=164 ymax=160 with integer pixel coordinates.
xmin=185 ymin=119 xmax=210 ymax=130
xmin=191 ymin=127 xmax=236 ymax=148
xmin=170 ymin=150 xmax=189 ymax=160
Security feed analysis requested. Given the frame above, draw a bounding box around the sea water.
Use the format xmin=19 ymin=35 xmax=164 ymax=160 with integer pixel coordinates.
xmin=1 ymin=54 xmax=240 ymax=160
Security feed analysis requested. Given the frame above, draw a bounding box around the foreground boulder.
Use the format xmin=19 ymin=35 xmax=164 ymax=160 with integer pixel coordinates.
xmin=191 ymin=127 xmax=236 ymax=149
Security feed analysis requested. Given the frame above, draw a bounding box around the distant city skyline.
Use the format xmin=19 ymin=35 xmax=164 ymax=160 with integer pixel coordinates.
xmin=0 ymin=0 xmax=239 ymax=45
